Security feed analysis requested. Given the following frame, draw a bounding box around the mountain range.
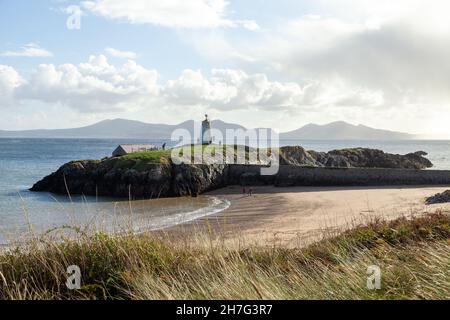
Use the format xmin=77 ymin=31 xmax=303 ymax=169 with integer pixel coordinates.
xmin=0 ymin=119 xmax=414 ymax=140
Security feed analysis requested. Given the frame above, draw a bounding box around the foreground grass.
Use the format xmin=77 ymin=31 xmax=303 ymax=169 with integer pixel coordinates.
xmin=0 ymin=212 xmax=449 ymax=300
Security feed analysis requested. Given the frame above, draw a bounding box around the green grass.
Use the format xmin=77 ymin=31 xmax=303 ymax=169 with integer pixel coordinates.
xmin=0 ymin=212 xmax=449 ymax=300
xmin=104 ymin=150 xmax=172 ymax=172
xmin=119 ymin=150 xmax=172 ymax=163
xmin=105 ymin=144 xmax=278 ymax=169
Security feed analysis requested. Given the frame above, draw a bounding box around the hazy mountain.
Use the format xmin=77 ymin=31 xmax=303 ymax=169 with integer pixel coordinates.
xmin=0 ymin=119 xmax=245 ymax=139
xmin=280 ymin=121 xmax=414 ymax=140
xmin=0 ymin=119 xmax=413 ymax=140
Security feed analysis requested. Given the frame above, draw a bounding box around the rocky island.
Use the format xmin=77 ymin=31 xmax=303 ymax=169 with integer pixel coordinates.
xmin=29 ymin=145 xmax=450 ymax=199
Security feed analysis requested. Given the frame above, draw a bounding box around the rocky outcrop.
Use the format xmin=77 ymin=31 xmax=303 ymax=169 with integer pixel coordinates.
xmin=171 ymin=164 xmax=228 ymax=197
xmin=279 ymin=146 xmax=318 ymax=166
xmin=30 ymin=146 xmax=436 ymax=199
xmin=30 ymin=159 xmax=173 ymax=198
xmin=426 ymin=190 xmax=450 ymax=205
xmin=30 ymin=157 xmax=231 ymax=199
xmin=279 ymin=147 xmax=433 ymax=170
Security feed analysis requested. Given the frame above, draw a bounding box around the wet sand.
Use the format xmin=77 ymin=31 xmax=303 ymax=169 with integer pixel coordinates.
xmin=168 ymin=185 xmax=450 ymax=247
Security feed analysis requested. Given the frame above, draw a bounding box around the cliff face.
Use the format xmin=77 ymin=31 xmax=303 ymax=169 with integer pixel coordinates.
xmin=30 ymin=146 xmax=435 ymax=199
xmin=30 ymin=159 xmax=172 ymax=198
xmin=30 ymin=158 xmax=230 ymax=199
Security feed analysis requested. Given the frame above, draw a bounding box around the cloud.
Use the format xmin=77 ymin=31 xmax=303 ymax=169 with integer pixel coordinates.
xmin=163 ymin=69 xmax=382 ymax=112
xmin=233 ymin=20 xmax=260 ymax=31
xmin=17 ymin=55 xmax=159 ymax=112
xmin=200 ymin=1 xmax=450 ymax=116
xmin=164 ymin=69 xmax=305 ymax=110
xmin=0 ymin=65 xmax=23 ymax=106
xmin=0 ymin=43 xmax=53 ymax=58
xmin=81 ymin=0 xmax=258 ymax=30
xmin=4 ymin=55 xmax=307 ymax=113
xmin=265 ymin=16 xmax=450 ymax=107
xmin=105 ymin=47 xmax=138 ymax=59
xmin=0 ymin=53 xmax=387 ymax=116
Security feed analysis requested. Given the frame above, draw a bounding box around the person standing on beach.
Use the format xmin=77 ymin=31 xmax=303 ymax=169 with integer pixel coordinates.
xmin=242 ymin=186 xmax=246 ymax=195
xmin=248 ymin=187 xmax=253 ymax=196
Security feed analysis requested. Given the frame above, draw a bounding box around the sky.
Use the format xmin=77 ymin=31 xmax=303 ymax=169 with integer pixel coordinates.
xmin=1 ymin=0 xmax=450 ymax=138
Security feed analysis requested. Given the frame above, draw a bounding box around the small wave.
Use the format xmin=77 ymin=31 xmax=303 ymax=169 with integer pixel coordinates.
xmin=133 ymin=196 xmax=231 ymax=233
xmin=0 ymin=196 xmax=231 ymax=246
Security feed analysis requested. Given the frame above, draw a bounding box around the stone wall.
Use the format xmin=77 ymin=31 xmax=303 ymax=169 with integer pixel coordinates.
xmin=229 ymin=165 xmax=450 ymax=187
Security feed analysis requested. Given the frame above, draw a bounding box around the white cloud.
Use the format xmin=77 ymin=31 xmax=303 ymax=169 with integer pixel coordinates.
xmin=17 ymin=55 xmax=159 ymax=112
xmin=163 ymin=68 xmax=382 ymax=112
xmin=234 ymin=20 xmax=260 ymax=31
xmin=164 ymin=69 xmax=305 ymax=110
xmin=0 ymin=53 xmax=388 ymax=116
xmin=0 ymin=65 xmax=23 ymax=106
xmin=81 ymin=0 xmax=258 ymax=30
xmin=265 ymin=16 xmax=450 ymax=106
xmin=105 ymin=47 xmax=138 ymax=59
xmin=0 ymin=43 xmax=53 ymax=58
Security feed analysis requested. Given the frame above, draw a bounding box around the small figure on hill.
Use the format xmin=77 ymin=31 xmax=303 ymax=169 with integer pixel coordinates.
xmin=162 ymin=142 xmax=166 ymax=150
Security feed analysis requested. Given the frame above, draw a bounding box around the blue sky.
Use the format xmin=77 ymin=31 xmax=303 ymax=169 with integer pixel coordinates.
xmin=1 ymin=0 xmax=205 ymax=77
xmin=1 ymin=0 xmax=450 ymax=138
xmin=0 ymin=0 xmax=311 ymax=77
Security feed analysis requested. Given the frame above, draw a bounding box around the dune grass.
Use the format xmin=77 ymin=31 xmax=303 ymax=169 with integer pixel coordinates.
xmin=0 ymin=212 xmax=449 ymax=300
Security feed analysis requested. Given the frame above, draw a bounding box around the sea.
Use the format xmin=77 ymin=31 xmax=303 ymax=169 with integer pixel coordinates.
xmin=1 ymin=138 xmax=449 ymax=245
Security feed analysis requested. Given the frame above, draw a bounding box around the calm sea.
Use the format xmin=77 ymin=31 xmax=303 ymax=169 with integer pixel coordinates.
xmin=0 ymin=138 xmax=449 ymax=244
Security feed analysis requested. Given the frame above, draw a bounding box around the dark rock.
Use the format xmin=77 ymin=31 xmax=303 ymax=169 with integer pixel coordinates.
xmin=279 ymin=146 xmax=319 ymax=166
xmin=30 ymin=159 xmax=173 ymax=199
xmin=278 ymin=147 xmax=432 ymax=169
xmin=426 ymin=190 xmax=450 ymax=205
xmin=324 ymin=154 xmax=352 ymax=168
xmin=171 ymin=164 xmax=228 ymax=197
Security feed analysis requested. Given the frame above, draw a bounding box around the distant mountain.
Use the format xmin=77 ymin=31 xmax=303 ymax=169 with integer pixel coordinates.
xmin=0 ymin=119 xmax=413 ymax=140
xmin=280 ymin=121 xmax=414 ymax=140
xmin=0 ymin=119 xmax=245 ymax=139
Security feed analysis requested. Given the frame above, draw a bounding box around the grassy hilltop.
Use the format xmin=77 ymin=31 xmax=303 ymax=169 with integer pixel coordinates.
xmin=0 ymin=212 xmax=449 ymax=300
xmin=107 ymin=144 xmax=273 ymax=171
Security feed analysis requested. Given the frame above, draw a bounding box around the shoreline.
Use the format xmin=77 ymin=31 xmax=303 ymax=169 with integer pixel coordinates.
xmin=168 ymin=185 xmax=450 ymax=247
xmin=3 ymin=185 xmax=450 ymax=249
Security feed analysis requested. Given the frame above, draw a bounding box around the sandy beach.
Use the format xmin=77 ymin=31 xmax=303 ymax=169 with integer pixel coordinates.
xmin=171 ymin=185 xmax=450 ymax=247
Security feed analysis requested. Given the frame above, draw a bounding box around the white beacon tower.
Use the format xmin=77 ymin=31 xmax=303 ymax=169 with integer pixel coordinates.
xmin=201 ymin=114 xmax=212 ymax=145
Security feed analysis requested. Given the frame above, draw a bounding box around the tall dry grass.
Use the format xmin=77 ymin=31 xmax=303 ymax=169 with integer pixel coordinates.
xmin=0 ymin=212 xmax=449 ymax=300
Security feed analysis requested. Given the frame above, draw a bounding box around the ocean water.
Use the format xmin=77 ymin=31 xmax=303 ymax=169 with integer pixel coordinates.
xmin=0 ymin=138 xmax=229 ymax=245
xmin=0 ymin=138 xmax=449 ymax=244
